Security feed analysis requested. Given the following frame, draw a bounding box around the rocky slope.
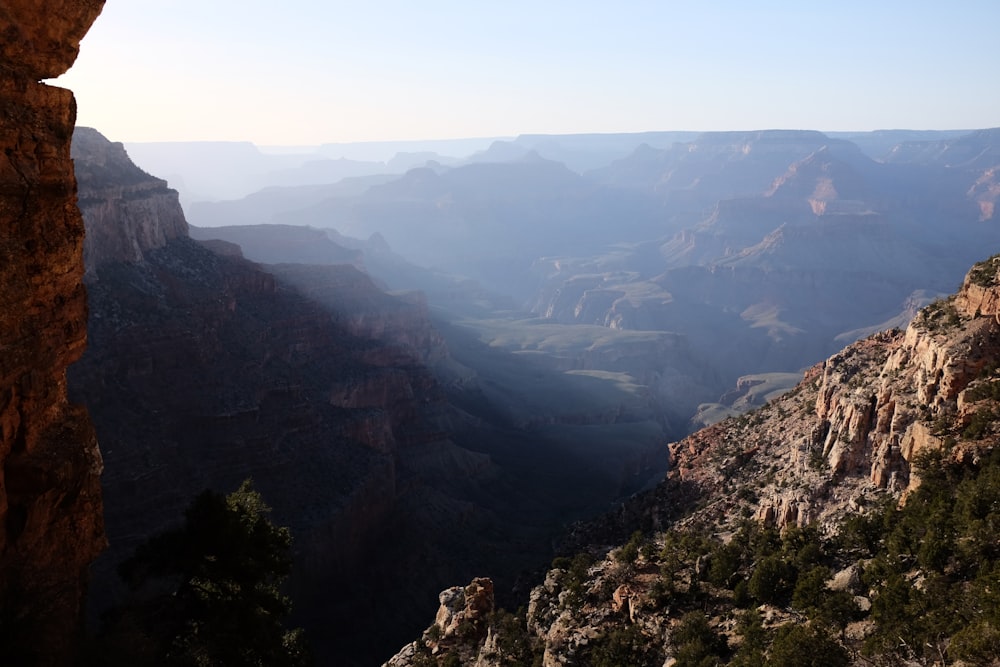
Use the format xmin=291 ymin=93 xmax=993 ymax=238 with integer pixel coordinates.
xmin=0 ymin=3 xmax=106 ymax=665
xmin=387 ymin=254 xmax=1000 ymax=666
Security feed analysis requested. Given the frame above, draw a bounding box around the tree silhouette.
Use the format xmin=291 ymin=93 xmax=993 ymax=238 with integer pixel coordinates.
xmin=99 ymin=480 xmax=309 ymax=666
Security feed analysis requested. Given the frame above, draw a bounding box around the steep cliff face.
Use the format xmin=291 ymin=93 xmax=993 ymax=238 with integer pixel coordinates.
xmin=0 ymin=3 xmax=106 ymax=664
xmin=70 ymin=233 xmax=447 ymax=617
xmin=665 ymin=257 xmax=1000 ymax=533
xmin=72 ymin=127 xmax=188 ymax=277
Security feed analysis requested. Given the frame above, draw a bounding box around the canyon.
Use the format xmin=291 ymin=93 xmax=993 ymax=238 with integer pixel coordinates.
xmin=69 ymin=128 xmax=676 ymax=665
xmin=188 ymin=126 xmax=1000 ymax=437
xmin=4 ymin=4 xmax=1000 ymax=666
xmin=95 ymin=124 xmax=1000 ymax=664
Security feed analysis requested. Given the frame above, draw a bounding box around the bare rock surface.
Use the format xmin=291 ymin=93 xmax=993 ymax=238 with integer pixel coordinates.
xmin=0 ymin=2 xmax=106 ymax=664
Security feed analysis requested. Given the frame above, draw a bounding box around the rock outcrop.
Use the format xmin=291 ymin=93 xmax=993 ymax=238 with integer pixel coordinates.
xmin=385 ymin=578 xmax=498 ymax=667
xmin=0 ymin=2 xmax=106 ymax=664
xmin=72 ymin=127 xmax=188 ymax=278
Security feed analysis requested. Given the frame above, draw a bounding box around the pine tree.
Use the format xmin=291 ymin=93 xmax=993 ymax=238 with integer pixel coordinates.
xmin=98 ymin=480 xmax=310 ymax=666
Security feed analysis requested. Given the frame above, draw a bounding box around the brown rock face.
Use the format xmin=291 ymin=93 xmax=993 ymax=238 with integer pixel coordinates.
xmin=433 ymin=578 xmax=495 ymax=640
xmin=0 ymin=1 xmax=104 ymax=80
xmin=954 ymin=254 xmax=1000 ymax=317
xmin=0 ymin=1 xmax=106 ymax=664
xmin=384 ymin=577 xmax=496 ymax=667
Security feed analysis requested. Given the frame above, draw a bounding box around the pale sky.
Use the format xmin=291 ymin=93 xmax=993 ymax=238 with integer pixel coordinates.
xmin=55 ymin=0 xmax=1000 ymax=145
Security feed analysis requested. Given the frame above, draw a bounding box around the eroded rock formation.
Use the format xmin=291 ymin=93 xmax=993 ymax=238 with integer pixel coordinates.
xmin=385 ymin=578 xmax=496 ymax=667
xmin=0 ymin=2 xmax=106 ymax=664
xmin=72 ymin=127 xmax=188 ymax=278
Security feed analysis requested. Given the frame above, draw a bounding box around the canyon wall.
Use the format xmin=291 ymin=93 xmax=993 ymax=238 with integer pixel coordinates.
xmin=72 ymin=127 xmax=188 ymax=278
xmin=0 ymin=2 xmax=106 ymax=664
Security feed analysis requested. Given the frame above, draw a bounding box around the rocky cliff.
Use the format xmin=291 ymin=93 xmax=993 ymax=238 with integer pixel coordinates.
xmin=386 ymin=253 xmax=1000 ymax=666
xmin=0 ymin=3 xmax=106 ymax=664
xmin=644 ymin=254 xmax=1000 ymax=539
xmin=72 ymin=127 xmax=188 ymax=278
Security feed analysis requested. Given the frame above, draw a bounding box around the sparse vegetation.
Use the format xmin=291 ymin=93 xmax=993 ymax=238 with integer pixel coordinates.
xmin=553 ymin=552 xmax=594 ymax=608
xmin=459 ymin=445 xmax=1000 ymax=666
xmin=963 ymin=406 xmax=998 ymax=439
xmin=485 ymin=609 xmax=539 ymax=666
xmin=967 ymin=254 xmax=1000 ymax=288
xmin=916 ymin=297 xmax=962 ymax=332
xmin=769 ymin=624 xmax=848 ymax=667
xmin=587 ymin=624 xmax=663 ymax=667
xmin=860 ymin=448 xmax=1000 ymax=663
xmin=965 ymin=378 xmax=1000 ymax=403
xmin=672 ymin=611 xmax=728 ymax=667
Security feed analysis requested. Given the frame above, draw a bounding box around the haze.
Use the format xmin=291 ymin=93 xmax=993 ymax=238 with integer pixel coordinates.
xmin=56 ymin=0 xmax=1000 ymax=145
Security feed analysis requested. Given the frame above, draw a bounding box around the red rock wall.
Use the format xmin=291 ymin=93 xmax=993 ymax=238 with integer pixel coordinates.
xmin=0 ymin=2 xmax=106 ymax=664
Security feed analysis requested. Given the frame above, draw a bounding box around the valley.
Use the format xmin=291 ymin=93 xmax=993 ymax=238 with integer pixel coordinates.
xmin=134 ymin=125 xmax=1000 ymax=664
xmin=184 ymin=126 xmax=1000 ymax=428
xmin=68 ymin=129 xmax=681 ymax=665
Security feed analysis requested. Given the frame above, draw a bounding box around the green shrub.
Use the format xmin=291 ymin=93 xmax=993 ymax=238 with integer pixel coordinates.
xmin=729 ymin=609 xmax=766 ymax=667
xmin=965 ymin=379 xmax=1000 ymax=402
xmin=963 ymin=407 xmax=997 ymax=439
xmin=950 ymin=621 xmax=1000 ymax=664
xmin=672 ymin=612 xmax=727 ymax=667
xmin=791 ymin=566 xmax=831 ymax=614
xmin=748 ymin=555 xmax=797 ymax=606
xmin=769 ymin=624 xmax=848 ymax=667
xmin=588 ymin=624 xmax=661 ymax=667
xmin=616 ymin=530 xmax=644 ymax=564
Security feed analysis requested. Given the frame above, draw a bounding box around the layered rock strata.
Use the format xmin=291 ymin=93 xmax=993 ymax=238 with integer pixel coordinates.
xmin=0 ymin=2 xmax=106 ymax=664
xmin=72 ymin=127 xmax=188 ymax=278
